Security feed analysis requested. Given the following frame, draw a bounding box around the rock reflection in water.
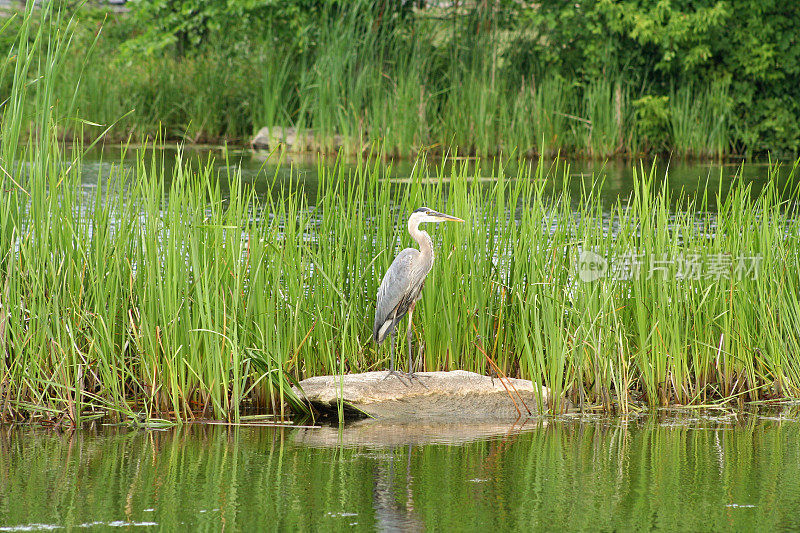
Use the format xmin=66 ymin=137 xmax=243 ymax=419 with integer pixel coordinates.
xmin=292 ymin=418 xmax=537 ymax=448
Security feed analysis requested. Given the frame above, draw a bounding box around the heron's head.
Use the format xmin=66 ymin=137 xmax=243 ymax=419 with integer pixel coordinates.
xmin=410 ymin=207 xmax=465 ymax=225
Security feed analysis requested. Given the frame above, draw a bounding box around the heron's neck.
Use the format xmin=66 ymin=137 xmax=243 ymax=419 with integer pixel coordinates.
xmin=408 ymin=220 xmax=434 ymax=261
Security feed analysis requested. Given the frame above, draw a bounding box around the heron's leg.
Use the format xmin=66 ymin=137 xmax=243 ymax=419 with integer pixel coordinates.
xmin=390 ymin=329 xmax=396 ymax=372
xmin=404 ymin=304 xmax=429 ymax=389
xmin=382 ymin=329 xmax=409 ymax=386
xmin=406 ymin=308 xmax=414 ymax=374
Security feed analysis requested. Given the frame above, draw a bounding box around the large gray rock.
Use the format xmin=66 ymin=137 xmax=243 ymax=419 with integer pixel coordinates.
xmin=294 ymin=370 xmax=551 ymax=420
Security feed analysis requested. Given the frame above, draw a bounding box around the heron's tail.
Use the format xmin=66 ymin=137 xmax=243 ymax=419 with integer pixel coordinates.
xmin=373 ymin=318 xmax=396 ymax=344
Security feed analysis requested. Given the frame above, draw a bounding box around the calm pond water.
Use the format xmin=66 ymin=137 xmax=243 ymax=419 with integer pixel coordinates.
xmin=2 ymin=413 xmax=800 ymax=531
xmin=74 ymin=145 xmax=794 ymax=210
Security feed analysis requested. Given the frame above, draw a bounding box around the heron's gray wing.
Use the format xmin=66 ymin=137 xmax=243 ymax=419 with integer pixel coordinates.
xmin=373 ymin=248 xmax=422 ymax=343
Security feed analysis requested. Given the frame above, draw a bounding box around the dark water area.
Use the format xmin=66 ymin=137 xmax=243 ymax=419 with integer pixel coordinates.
xmin=74 ymin=145 xmax=796 ymax=211
xmin=2 ymin=413 xmax=800 ymax=531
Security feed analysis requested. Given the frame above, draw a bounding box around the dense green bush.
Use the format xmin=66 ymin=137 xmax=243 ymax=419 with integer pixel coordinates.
xmin=517 ymin=0 xmax=800 ymax=156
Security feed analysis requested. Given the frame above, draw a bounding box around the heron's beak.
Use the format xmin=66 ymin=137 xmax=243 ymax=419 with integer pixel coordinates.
xmin=431 ymin=211 xmax=464 ymax=223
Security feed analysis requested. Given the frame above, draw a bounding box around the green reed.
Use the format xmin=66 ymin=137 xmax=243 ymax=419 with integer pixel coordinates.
xmin=670 ymin=80 xmax=732 ymax=158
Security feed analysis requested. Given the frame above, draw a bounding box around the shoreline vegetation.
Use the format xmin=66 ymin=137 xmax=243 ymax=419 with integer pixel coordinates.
xmin=1 ymin=1 xmax=799 ymax=160
xmin=4 ymin=138 xmax=800 ymax=425
xmin=2 ymin=5 xmax=800 ymax=426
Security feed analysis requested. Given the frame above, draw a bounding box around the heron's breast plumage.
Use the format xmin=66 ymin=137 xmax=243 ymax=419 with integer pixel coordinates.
xmin=373 ymin=247 xmax=434 ymax=343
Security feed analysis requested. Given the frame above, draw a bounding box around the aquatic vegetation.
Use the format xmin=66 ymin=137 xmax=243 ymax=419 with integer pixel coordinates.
xmin=2 ymin=3 xmax=800 ymax=425
xmin=1 ymin=135 xmax=799 ymax=422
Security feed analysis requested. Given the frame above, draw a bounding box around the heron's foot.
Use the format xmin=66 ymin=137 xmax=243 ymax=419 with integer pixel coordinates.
xmin=382 ymin=370 xmax=410 ymax=387
xmin=404 ymin=372 xmax=430 ymax=389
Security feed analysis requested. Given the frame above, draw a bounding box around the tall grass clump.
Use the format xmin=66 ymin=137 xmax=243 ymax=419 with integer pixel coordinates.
xmin=1 ymin=143 xmax=319 ymax=424
xmin=582 ymin=79 xmax=628 ymax=157
xmin=670 ymin=80 xmax=732 ymax=158
xmin=0 ymin=4 xmax=303 ymax=424
xmin=3 ymin=138 xmax=800 ymax=420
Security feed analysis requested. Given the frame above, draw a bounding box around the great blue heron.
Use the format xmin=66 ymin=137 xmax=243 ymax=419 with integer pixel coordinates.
xmin=373 ymin=207 xmax=464 ymax=382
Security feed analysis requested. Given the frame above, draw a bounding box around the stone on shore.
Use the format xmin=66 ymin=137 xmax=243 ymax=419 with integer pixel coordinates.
xmin=294 ymin=370 xmax=551 ymax=420
xmin=250 ymin=126 xmax=311 ymax=151
xmin=250 ymin=125 xmax=345 ymax=153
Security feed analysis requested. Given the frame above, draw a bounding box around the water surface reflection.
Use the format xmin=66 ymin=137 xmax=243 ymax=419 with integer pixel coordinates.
xmin=75 ymin=145 xmax=794 ymax=210
xmin=2 ymin=413 xmax=800 ymax=531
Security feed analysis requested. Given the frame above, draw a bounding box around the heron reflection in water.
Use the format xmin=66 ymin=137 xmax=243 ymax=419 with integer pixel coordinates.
xmin=373 ymin=207 xmax=464 ymax=383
